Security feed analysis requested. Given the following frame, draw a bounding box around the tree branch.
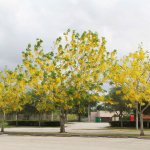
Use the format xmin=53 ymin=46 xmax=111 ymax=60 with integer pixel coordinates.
xmin=142 ymin=102 xmax=150 ymax=113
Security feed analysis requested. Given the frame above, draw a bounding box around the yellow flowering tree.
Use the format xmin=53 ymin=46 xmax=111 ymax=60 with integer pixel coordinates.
xmin=0 ymin=66 xmax=28 ymax=132
xmin=110 ymin=48 xmax=150 ymax=136
xmin=54 ymin=30 xmax=116 ymax=131
xmin=22 ymin=39 xmax=56 ymax=126
xmin=22 ymin=30 xmax=116 ymax=133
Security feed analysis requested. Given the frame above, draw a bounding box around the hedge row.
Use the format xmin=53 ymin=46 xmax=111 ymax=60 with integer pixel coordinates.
xmin=6 ymin=120 xmax=60 ymax=127
xmin=109 ymin=121 xmax=150 ymax=128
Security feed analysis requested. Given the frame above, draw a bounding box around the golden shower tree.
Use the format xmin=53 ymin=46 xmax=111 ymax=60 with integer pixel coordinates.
xmin=22 ymin=30 xmax=116 ymax=132
xmin=0 ymin=66 xmax=28 ymax=132
xmin=110 ymin=49 xmax=150 ymax=136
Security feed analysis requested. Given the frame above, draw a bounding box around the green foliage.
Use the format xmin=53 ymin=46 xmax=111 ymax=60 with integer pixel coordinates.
xmin=109 ymin=121 xmax=150 ymax=128
xmin=7 ymin=120 xmax=60 ymax=127
xmin=104 ymin=87 xmax=131 ymax=116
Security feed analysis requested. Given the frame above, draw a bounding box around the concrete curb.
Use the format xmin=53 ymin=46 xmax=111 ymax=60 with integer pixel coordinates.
xmin=0 ymin=131 xmax=150 ymax=139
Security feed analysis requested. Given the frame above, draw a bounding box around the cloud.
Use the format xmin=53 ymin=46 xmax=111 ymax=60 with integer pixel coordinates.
xmin=0 ymin=0 xmax=150 ymax=69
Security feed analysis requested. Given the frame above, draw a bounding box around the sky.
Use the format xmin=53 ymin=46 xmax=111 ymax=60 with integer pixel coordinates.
xmin=0 ymin=0 xmax=150 ymax=69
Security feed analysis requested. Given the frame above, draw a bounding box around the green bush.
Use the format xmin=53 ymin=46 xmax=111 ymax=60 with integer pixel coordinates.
xmin=109 ymin=121 xmax=150 ymax=128
xmin=0 ymin=121 xmax=8 ymax=127
xmin=7 ymin=120 xmax=60 ymax=127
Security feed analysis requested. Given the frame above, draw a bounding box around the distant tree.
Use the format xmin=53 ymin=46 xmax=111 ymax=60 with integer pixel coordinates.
xmin=70 ymin=92 xmax=98 ymax=122
xmin=104 ymin=87 xmax=131 ymax=127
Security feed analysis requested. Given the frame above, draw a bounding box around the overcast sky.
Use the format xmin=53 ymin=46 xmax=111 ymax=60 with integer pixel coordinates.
xmin=0 ymin=0 xmax=150 ymax=69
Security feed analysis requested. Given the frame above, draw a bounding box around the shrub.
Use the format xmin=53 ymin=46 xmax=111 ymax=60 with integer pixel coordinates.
xmin=7 ymin=120 xmax=60 ymax=127
xmin=109 ymin=121 xmax=150 ymax=128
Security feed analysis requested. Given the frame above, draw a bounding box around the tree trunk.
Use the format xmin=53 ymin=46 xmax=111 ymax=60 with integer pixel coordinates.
xmin=88 ymin=104 xmax=91 ymax=122
xmin=78 ymin=113 xmax=81 ymax=122
xmin=51 ymin=111 xmax=54 ymax=121
xmin=139 ymin=112 xmax=144 ymax=136
xmin=1 ymin=111 xmax=5 ymax=132
xmin=60 ymin=109 xmax=65 ymax=133
xmin=38 ymin=112 xmax=41 ymax=127
xmin=16 ymin=112 xmax=18 ymax=126
xmin=65 ymin=110 xmax=68 ymax=123
xmin=120 ymin=118 xmax=123 ymax=128
xmin=139 ymin=105 xmax=144 ymax=136
xmin=139 ymin=102 xmax=150 ymax=135
xmin=136 ymin=103 xmax=139 ymax=130
xmin=119 ymin=111 xmax=123 ymax=128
